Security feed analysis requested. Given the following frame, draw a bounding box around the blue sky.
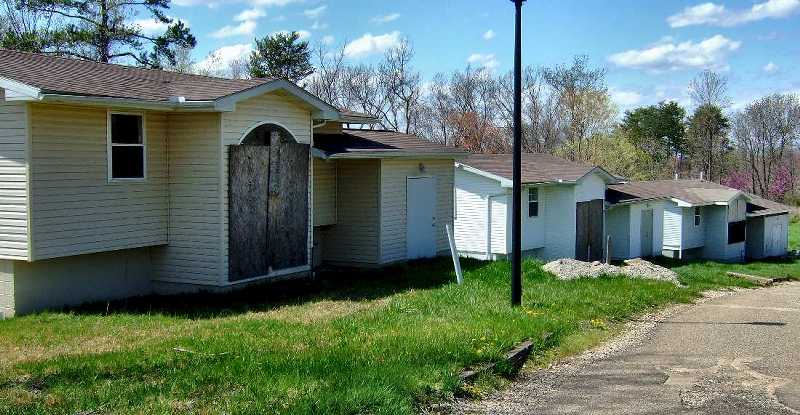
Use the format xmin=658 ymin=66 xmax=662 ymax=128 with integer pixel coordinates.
xmin=156 ymin=0 xmax=800 ymax=112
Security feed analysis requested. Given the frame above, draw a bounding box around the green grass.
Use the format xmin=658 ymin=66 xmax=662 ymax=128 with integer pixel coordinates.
xmin=790 ymin=217 xmax=800 ymax=251
xmin=1 ymin=254 xmax=799 ymax=415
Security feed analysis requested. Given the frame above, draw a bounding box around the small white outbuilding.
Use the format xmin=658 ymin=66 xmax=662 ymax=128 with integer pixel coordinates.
xmin=606 ymin=180 xmax=791 ymax=262
xmin=454 ymin=154 xmax=617 ymax=262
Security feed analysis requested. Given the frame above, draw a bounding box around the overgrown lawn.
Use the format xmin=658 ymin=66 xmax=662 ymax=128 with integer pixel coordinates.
xmin=1 ymin=253 xmax=799 ymax=414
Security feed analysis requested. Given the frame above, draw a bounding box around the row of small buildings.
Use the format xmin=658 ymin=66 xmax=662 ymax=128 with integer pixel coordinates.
xmin=0 ymin=50 xmax=791 ymax=317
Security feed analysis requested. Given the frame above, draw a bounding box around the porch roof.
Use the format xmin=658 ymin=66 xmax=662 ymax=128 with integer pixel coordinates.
xmin=313 ymin=129 xmax=468 ymax=159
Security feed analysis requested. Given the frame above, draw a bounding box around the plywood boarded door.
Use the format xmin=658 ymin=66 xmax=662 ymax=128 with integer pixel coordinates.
xmin=576 ymin=199 xmax=604 ymax=262
xmin=228 ymin=141 xmax=309 ymax=282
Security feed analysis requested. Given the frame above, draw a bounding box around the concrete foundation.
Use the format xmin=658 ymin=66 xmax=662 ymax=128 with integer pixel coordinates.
xmin=1 ymin=248 xmax=153 ymax=317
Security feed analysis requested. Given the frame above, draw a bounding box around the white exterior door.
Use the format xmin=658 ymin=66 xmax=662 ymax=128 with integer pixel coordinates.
xmin=407 ymin=177 xmax=437 ymax=259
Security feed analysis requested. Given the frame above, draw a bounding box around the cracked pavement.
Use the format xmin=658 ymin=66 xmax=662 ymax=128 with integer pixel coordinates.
xmin=458 ymin=282 xmax=800 ymax=414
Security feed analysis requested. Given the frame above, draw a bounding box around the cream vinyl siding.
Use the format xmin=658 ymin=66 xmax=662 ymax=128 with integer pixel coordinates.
xmin=151 ymin=113 xmax=221 ymax=285
xmin=313 ymin=158 xmax=337 ymax=226
xmin=0 ymin=91 xmax=29 ymax=260
xmin=540 ymin=185 xmax=576 ymax=260
xmin=321 ymin=160 xmax=380 ymax=265
xmin=220 ymin=91 xmax=313 ymax=281
xmin=28 ymin=104 xmax=168 ymax=260
xmin=379 ymin=159 xmax=453 ymax=264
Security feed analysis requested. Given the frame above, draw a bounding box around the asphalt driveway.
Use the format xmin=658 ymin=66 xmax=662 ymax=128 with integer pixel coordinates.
xmin=459 ymin=282 xmax=800 ymax=414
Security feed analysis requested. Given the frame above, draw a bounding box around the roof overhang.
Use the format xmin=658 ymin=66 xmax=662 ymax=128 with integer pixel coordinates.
xmin=316 ymin=151 xmax=468 ymax=160
xmin=456 ymin=162 xmax=602 ymax=189
xmin=0 ymin=76 xmax=350 ymax=119
xmin=577 ymin=166 xmax=621 ymax=185
xmin=214 ymin=79 xmax=340 ymax=120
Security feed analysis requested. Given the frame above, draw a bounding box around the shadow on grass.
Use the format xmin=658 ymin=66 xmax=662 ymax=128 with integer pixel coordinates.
xmin=64 ymin=257 xmax=492 ymax=319
xmin=648 ymin=255 xmax=799 ymax=269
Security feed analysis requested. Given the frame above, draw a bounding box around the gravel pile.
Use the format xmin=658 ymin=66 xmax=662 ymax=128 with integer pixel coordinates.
xmin=542 ymin=258 xmax=682 ymax=286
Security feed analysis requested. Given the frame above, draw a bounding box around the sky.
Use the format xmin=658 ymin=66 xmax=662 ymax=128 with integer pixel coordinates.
xmin=151 ymin=0 xmax=800 ymax=112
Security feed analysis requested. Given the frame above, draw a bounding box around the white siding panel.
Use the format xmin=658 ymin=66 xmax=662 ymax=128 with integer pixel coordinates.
xmin=28 ymin=104 xmax=168 ymax=260
xmin=575 ymin=173 xmax=607 ymax=202
xmin=663 ymin=202 xmax=683 ymax=248
xmin=151 ymin=113 xmax=221 ymax=284
xmin=379 ymin=159 xmax=454 ymax=263
xmin=454 ymin=169 xmax=506 ymax=256
xmin=313 ymin=158 xmax=336 ymax=226
xmin=0 ymin=91 xmax=28 ymax=260
xmin=682 ymin=207 xmax=706 ymax=250
xmin=321 ymin=160 xmax=380 ymax=265
xmin=517 ymin=186 xmax=544 ymax=250
xmin=541 ymin=185 xmax=576 ymax=260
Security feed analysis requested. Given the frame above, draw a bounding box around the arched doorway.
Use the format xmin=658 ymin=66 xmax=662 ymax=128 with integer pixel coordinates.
xmin=228 ymin=123 xmax=309 ymax=282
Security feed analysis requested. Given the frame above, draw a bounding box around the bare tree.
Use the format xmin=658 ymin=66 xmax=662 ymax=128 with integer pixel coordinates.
xmin=307 ymin=43 xmax=347 ymax=107
xmin=417 ymin=73 xmax=456 ymax=145
xmin=379 ymin=39 xmax=422 ymax=134
xmin=541 ymin=56 xmax=611 ymax=161
xmin=733 ymin=93 xmax=800 ymax=196
xmin=688 ymin=70 xmax=731 ymax=108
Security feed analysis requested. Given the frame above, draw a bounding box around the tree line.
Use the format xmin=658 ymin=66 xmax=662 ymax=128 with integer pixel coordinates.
xmin=2 ymin=1 xmax=799 ymax=203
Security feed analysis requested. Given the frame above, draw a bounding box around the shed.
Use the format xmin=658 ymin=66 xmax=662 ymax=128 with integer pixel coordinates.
xmin=606 ymin=180 xmax=788 ymax=262
xmin=744 ymin=194 xmax=791 ymax=259
xmin=453 ymin=153 xmax=617 ymax=262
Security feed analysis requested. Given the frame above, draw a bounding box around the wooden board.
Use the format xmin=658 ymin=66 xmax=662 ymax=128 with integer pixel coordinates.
xmin=267 ymin=142 xmax=309 ymax=270
xmin=576 ymin=199 xmax=604 ymax=262
xmin=228 ymin=146 xmax=270 ymax=281
xmin=228 ymin=138 xmax=309 ymax=282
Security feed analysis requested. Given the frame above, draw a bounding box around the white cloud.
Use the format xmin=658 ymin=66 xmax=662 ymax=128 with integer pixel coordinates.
xmin=272 ymin=29 xmax=312 ymax=40
xmin=344 ymin=31 xmax=401 ymax=58
xmin=763 ymin=61 xmax=779 ymax=73
xmin=235 ymin=8 xmax=266 ymax=21
xmin=196 ymin=43 xmax=252 ymax=73
xmin=371 ymin=13 xmax=401 ymax=24
xmin=322 ymin=35 xmax=335 ymax=45
xmin=609 ymin=87 xmax=643 ymax=107
xmin=303 ymin=5 xmax=327 ymax=19
xmin=482 ymin=29 xmax=495 ymax=40
xmin=311 ymin=21 xmax=328 ymax=30
xmin=608 ymin=35 xmax=741 ymax=71
xmin=667 ymin=0 xmax=800 ymax=27
xmin=134 ymin=17 xmax=188 ymax=35
xmin=251 ymin=0 xmax=303 ymax=6
xmin=211 ymin=20 xmax=258 ymax=38
xmin=467 ymin=53 xmax=499 ymax=70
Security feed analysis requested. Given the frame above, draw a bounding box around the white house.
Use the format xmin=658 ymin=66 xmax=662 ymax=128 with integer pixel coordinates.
xmin=454 ymin=153 xmax=618 ymax=262
xmin=0 ymin=49 xmax=464 ymax=317
xmin=606 ymin=180 xmax=791 ymax=261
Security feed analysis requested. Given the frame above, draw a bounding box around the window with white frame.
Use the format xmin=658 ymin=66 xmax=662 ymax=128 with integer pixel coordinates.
xmin=694 ymin=207 xmax=701 ymax=227
xmin=528 ymin=187 xmax=539 ymax=217
xmin=108 ymin=112 xmax=146 ymax=180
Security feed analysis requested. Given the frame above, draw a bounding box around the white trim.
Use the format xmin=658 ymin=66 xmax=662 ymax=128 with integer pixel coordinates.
xmin=575 ymin=166 xmax=620 ymax=184
xmin=328 ymin=152 xmax=467 ymax=160
xmin=0 ymin=76 xmax=41 ymax=99
xmin=456 ymin=162 xmax=513 ymax=187
xmin=236 ymin=120 xmax=300 ymax=145
xmin=218 ymin=113 xmax=226 ymax=285
xmin=106 ymin=111 xmax=147 ymax=182
xmin=42 ymin=94 xmax=216 ymax=111
xmin=214 ymin=79 xmax=339 ymax=120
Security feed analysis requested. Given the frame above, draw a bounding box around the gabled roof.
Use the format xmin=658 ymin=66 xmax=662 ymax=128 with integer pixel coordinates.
xmin=313 ymin=129 xmax=467 ymax=159
xmin=0 ymin=49 xmax=348 ymax=120
xmin=608 ymin=180 xmax=748 ymax=207
xmin=456 ymin=153 xmax=618 ymax=187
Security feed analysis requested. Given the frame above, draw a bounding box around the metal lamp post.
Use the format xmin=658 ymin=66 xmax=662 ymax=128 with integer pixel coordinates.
xmin=511 ymin=0 xmax=525 ymax=306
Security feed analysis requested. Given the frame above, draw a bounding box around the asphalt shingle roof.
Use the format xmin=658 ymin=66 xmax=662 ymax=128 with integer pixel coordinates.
xmin=313 ymin=129 xmax=467 ymax=158
xmin=0 ymin=48 xmax=273 ymax=102
xmin=459 ymin=153 xmax=603 ymax=184
xmin=608 ymin=179 xmax=793 ymax=216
